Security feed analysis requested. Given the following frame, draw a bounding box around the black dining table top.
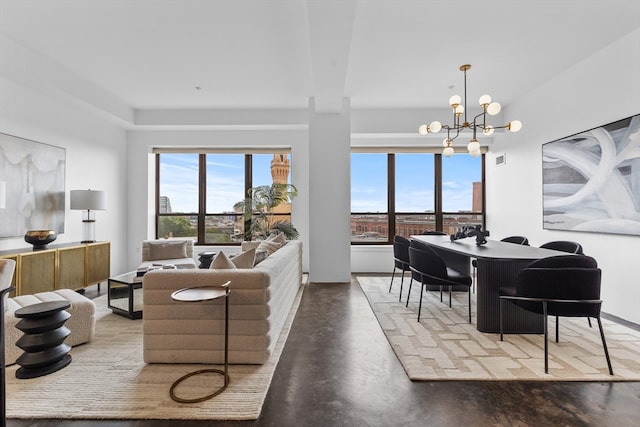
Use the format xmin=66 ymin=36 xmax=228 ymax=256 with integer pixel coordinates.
xmin=410 ymin=235 xmax=573 ymax=261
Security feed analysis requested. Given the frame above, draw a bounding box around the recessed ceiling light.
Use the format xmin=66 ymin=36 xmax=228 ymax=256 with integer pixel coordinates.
xmin=195 ymin=86 xmax=202 ymax=91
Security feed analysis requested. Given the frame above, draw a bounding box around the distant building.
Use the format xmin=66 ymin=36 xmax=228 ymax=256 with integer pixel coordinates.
xmin=160 ymin=196 xmax=172 ymax=213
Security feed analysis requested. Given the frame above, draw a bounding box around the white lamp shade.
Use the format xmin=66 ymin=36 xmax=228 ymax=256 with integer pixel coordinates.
xmin=418 ymin=124 xmax=429 ymax=135
xmin=509 ymin=120 xmax=523 ymax=132
xmin=70 ymin=190 xmax=107 ymax=211
xmin=443 ymin=146 xmax=454 ymax=157
xmin=449 ymin=95 xmax=461 ymax=107
xmin=478 ymin=94 xmax=492 ymax=106
xmin=429 ymin=121 xmax=442 ymax=133
xmin=467 ymin=140 xmax=480 ymax=153
xmin=487 ymin=102 xmax=501 ymax=116
xmin=482 ymin=125 xmax=495 ymax=136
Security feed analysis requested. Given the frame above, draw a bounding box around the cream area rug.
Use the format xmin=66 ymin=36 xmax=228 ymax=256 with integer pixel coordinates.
xmin=358 ymin=275 xmax=640 ymax=381
xmin=5 ymin=281 xmax=305 ymax=420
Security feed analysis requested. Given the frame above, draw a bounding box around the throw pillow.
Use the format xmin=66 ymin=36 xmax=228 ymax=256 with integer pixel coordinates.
xmin=210 ymin=251 xmax=236 ymax=269
xmin=148 ymin=240 xmax=188 ymax=261
xmin=254 ymin=250 xmax=269 ymax=266
xmin=231 ymin=247 xmax=256 ymax=269
xmin=257 ymin=239 xmax=282 ymax=256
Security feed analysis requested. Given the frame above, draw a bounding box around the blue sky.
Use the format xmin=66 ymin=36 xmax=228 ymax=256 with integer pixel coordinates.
xmin=160 ymin=153 xmax=480 ymax=213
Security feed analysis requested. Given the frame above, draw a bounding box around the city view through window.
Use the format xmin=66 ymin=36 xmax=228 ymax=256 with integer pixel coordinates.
xmin=157 ymin=152 xmax=483 ymax=245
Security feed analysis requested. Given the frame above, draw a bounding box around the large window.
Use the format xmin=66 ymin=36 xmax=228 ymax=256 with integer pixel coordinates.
xmin=156 ymin=151 xmax=292 ymax=245
xmin=351 ymin=152 xmax=484 ymax=243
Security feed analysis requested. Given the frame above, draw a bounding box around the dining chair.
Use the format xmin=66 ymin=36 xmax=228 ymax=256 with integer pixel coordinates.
xmin=407 ymin=245 xmax=472 ymax=323
xmin=539 ymin=240 xmax=583 ymax=254
xmin=499 ymin=255 xmax=613 ymax=375
xmin=389 ymin=235 xmax=411 ymax=302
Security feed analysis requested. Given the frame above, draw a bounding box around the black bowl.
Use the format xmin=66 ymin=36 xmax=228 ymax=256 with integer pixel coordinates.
xmin=24 ymin=230 xmax=57 ymax=250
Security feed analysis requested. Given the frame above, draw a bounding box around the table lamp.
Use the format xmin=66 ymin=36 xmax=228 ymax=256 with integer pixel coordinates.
xmin=70 ymin=189 xmax=107 ymax=243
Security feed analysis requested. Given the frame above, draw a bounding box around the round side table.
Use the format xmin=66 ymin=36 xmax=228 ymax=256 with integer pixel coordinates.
xmin=14 ymin=300 xmax=72 ymax=379
xmin=169 ymin=281 xmax=230 ymax=403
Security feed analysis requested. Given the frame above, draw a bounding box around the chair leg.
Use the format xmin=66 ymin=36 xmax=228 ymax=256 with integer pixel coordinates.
xmin=405 ymin=277 xmax=413 ymax=307
xmin=555 ymin=315 xmax=559 ymax=343
xmin=389 ymin=267 xmax=396 ymax=292
xmin=418 ymin=282 xmax=425 ymax=322
xmin=448 ymin=286 xmax=452 ymax=308
xmin=440 ymin=285 xmax=443 ymax=302
xmin=543 ymin=302 xmax=549 ymax=374
xmin=587 ymin=317 xmax=592 ymax=328
xmin=398 ymin=272 xmax=405 ymax=302
xmin=596 ymin=317 xmax=614 ymax=375
xmin=499 ymin=298 xmax=504 ymax=341
xmin=467 ymin=288 xmax=471 ymax=323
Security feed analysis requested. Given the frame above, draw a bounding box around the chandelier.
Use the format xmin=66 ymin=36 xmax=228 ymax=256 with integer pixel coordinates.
xmin=418 ymin=64 xmax=522 ymax=157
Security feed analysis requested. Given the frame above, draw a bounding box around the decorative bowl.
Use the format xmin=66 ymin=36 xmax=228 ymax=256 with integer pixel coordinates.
xmin=24 ymin=230 xmax=57 ymax=250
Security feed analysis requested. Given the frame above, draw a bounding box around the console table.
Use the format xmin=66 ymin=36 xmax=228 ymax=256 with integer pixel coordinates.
xmin=411 ymin=235 xmax=571 ymax=334
xmin=0 ymin=241 xmax=110 ymax=296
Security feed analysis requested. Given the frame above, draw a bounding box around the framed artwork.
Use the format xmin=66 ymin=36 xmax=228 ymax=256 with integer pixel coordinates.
xmin=542 ymin=113 xmax=640 ymax=236
xmin=0 ymin=133 xmax=66 ymax=238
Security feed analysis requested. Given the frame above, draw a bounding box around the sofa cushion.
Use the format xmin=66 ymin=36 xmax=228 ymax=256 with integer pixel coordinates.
xmin=257 ymin=233 xmax=286 ymax=256
xmin=232 ymin=247 xmax=256 ymax=269
xmin=148 ymin=240 xmax=188 ymax=261
xmin=210 ymin=251 xmax=236 ymax=269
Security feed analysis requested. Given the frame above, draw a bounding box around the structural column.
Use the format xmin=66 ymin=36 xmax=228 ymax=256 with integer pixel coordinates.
xmin=308 ymin=97 xmax=351 ymax=283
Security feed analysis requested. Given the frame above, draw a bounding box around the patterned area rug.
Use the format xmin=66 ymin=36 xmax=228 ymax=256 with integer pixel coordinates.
xmin=358 ymin=275 xmax=640 ymax=381
xmin=6 ymin=281 xmax=305 ymax=420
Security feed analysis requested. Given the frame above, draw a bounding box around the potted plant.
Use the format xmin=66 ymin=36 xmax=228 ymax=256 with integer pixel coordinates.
xmin=235 ymin=183 xmax=299 ymax=240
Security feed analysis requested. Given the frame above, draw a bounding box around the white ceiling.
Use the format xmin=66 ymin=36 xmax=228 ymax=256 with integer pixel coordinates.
xmin=1 ymin=0 xmax=639 ymax=115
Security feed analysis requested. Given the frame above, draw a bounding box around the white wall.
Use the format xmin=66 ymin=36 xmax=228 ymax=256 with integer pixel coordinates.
xmin=0 ymin=78 xmax=128 ymax=274
xmin=487 ymin=29 xmax=640 ymax=323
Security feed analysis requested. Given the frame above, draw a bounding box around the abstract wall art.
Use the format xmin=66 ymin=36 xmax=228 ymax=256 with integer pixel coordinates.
xmin=0 ymin=133 xmax=66 ymax=238
xmin=542 ymin=114 xmax=640 ymax=236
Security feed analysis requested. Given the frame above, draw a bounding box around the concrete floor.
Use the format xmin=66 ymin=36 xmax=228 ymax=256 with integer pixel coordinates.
xmin=6 ymin=278 xmax=640 ymax=427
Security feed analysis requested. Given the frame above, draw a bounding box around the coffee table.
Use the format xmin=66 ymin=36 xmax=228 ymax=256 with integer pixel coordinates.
xmin=169 ymin=282 xmax=231 ymax=403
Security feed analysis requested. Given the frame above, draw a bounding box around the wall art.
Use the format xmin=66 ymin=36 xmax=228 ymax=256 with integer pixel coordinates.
xmin=0 ymin=133 xmax=66 ymax=238
xmin=542 ymin=113 xmax=640 ymax=236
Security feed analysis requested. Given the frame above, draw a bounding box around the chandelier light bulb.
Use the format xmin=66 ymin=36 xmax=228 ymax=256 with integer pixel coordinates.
xmin=469 ymin=149 xmax=481 ymax=157
xmin=442 ymin=138 xmax=450 ymax=147
xmin=429 ymin=120 xmax=442 ymax=133
xmin=487 ymin=102 xmax=501 ymax=116
xmin=482 ymin=125 xmax=495 ymax=136
xmin=449 ymin=95 xmax=461 ymax=107
xmin=467 ymin=139 xmax=480 ymax=153
xmin=455 ymin=105 xmax=464 ymax=115
xmin=443 ymin=146 xmax=454 ymax=157
xmin=479 ymin=94 xmax=492 ymax=106
xmin=508 ymin=120 xmax=522 ymax=132
xmin=418 ymin=124 xmax=429 ymax=135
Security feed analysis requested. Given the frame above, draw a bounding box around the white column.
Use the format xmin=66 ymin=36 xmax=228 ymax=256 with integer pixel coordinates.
xmin=308 ymin=97 xmax=351 ymax=283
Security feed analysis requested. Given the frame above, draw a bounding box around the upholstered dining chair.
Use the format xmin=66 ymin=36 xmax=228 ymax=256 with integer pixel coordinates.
xmin=407 ymin=244 xmax=472 ymax=323
xmin=498 ymin=255 xmax=613 ymax=375
xmin=389 ymin=235 xmax=411 ymax=302
xmin=540 ymin=240 xmax=583 ymax=254
xmin=472 ymin=235 xmax=529 ymax=292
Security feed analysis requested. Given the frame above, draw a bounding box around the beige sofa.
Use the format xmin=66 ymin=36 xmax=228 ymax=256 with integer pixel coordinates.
xmin=142 ymin=240 xmax=303 ymax=364
xmin=139 ymin=239 xmax=197 ymax=269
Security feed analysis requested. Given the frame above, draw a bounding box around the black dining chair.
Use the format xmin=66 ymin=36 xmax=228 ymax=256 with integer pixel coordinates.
xmin=389 ymin=235 xmax=411 ymax=302
xmin=472 ymin=236 xmax=529 ymax=292
xmin=499 ymin=255 xmax=613 ymax=375
xmin=540 ymin=240 xmax=583 ymax=254
xmin=407 ymin=245 xmax=472 ymax=323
